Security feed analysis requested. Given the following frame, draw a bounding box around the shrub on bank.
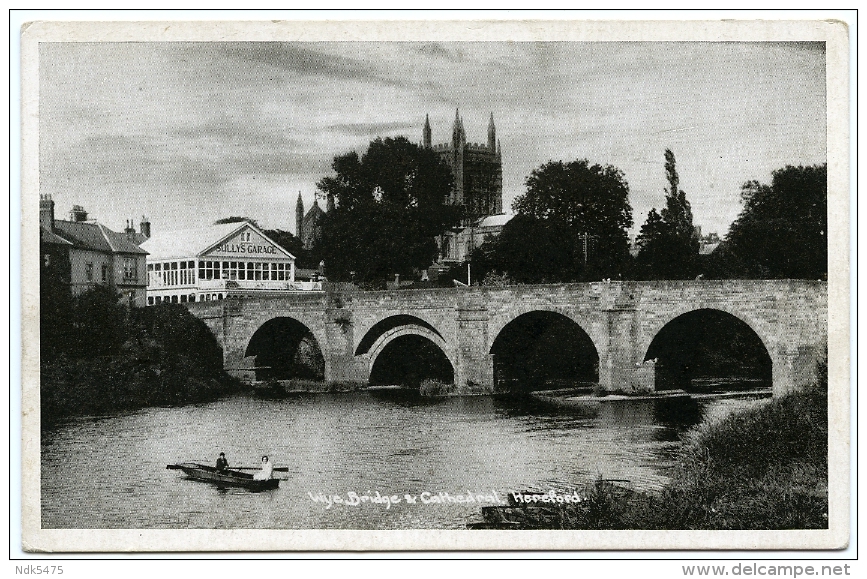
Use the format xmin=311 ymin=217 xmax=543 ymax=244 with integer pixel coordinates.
xmin=41 ymin=289 xmax=242 ymax=427
xmin=419 ymin=379 xmax=457 ymax=397
xmin=640 ymin=374 xmax=828 ymax=529
xmin=488 ymin=359 xmax=828 ymax=530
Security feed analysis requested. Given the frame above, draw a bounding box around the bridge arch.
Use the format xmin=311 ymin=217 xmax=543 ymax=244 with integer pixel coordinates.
xmin=355 ymin=314 xmax=445 ymax=355
xmin=356 ymin=314 xmax=455 ymax=387
xmin=487 ymin=305 xmax=606 ymax=358
xmin=641 ymin=307 xmax=773 ymax=391
xmin=244 ymin=316 xmax=326 ymax=382
xmin=489 ymin=309 xmax=600 ymax=392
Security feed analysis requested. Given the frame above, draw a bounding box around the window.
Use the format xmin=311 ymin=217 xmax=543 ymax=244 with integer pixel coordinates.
xmin=148 ymin=296 xmax=154 ymax=305
xmin=101 ymin=264 xmax=109 ymax=283
xmin=43 ymin=254 xmax=51 ymax=267
xmin=85 ymin=262 xmax=93 ymax=281
xmin=123 ymin=258 xmax=138 ymax=282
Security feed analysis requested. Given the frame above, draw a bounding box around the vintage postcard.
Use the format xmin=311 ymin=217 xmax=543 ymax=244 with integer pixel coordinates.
xmin=20 ymin=18 xmax=849 ymax=551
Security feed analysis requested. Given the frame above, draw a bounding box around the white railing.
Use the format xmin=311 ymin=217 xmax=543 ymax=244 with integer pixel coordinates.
xmin=197 ymin=279 xmax=322 ymax=292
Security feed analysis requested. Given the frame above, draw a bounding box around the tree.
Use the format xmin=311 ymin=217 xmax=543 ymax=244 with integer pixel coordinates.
xmin=721 ymin=164 xmax=827 ymax=279
xmin=214 ymin=216 xmax=259 ymax=227
xmin=472 ymin=214 xmax=575 ymax=284
xmin=635 ymin=149 xmax=699 ymax=279
xmin=67 ymin=285 xmax=128 ymax=357
xmin=317 ymin=137 xmax=459 ymax=283
xmin=262 ymin=228 xmax=318 ymax=269
xmin=508 ymin=159 xmax=633 ymax=281
xmin=633 ymin=208 xmax=668 ymax=279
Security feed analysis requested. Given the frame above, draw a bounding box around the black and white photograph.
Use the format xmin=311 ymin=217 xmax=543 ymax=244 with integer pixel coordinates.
xmin=19 ymin=17 xmax=849 ymax=552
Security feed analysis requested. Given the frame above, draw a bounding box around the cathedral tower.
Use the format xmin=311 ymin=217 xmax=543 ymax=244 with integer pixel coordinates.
xmin=425 ymin=111 xmax=503 ymax=222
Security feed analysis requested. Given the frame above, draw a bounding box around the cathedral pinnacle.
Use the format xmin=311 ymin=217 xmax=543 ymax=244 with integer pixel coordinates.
xmin=452 ymin=108 xmax=466 ymax=146
xmin=487 ymin=112 xmax=496 ymax=152
xmin=295 ymin=191 xmax=304 ymax=237
xmin=423 ymin=113 xmax=432 ymax=148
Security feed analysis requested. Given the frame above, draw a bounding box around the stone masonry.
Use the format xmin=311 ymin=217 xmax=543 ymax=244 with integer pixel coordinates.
xmin=187 ymin=280 xmax=827 ymax=397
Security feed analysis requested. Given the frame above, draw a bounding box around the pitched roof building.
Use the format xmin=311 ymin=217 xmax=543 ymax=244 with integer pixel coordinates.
xmin=140 ymin=221 xmax=318 ymax=305
xmin=39 ymin=196 xmax=149 ymax=306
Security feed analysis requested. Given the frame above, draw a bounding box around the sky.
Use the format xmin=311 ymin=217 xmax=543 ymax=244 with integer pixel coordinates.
xmin=38 ymin=41 xmax=827 ymax=238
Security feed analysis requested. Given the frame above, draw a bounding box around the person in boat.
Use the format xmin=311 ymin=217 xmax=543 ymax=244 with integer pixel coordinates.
xmin=215 ymin=452 xmax=229 ymax=472
xmin=252 ymin=455 xmax=273 ymax=480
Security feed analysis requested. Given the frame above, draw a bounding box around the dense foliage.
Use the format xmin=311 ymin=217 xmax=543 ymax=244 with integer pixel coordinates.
xmin=262 ymin=228 xmax=320 ymax=270
xmin=477 ymin=159 xmax=633 ymax=283
xmin=635 ymin=149 xmax=700 ymax=279
xmin=714 ymin=164 xmax=827 ymax=279
xmin=41 ymin=286 xmax=240 ymax=426
xmin=317 ymin=137 xmax=460 ymax=283
xmin=472 ymin=214 xmax=575 ymax=284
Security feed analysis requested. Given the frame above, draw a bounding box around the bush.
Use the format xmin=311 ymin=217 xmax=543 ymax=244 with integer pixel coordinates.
xmin=41 ymin=291 xmax=241 ymax=426
xmin=511 ymin=356 xmax=829 ymax=530
xmin=419 ymin=379 xmax=456 ymax=397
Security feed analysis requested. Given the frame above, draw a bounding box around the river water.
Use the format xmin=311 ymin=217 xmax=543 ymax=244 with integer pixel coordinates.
xmin=41 ymin=391 xmax=764 ymax=529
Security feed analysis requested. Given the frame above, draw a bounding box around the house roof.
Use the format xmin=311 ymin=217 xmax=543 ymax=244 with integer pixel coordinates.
xmin=476 ymin=213 xmax=512 ymax=228
xmin=141 ymin=222 xmax=295 ymax=261
xmin=40 ymin=226 xmax=72 ymax=246
xmin=100 ymin=224 xmax=150 ymax=254
xmin=140 ymin=223 xmax=245 ymax=261
xmin=699 ymin=242 xmax=721 ymax=255
xmin=303 ymin=201 xmax=325 ymax=225
xmin=53 ymin=220 xmax=147 ymax=255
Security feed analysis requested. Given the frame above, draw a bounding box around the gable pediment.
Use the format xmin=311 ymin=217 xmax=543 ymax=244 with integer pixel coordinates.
xmin=202 ymin=225 xmax=293 ymax=260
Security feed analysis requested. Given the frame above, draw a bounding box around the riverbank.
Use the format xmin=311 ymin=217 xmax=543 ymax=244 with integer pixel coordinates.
xmin=40 ymin=292 xmax=244 ymax=427
xmin=475 ymin=367 xmax=828 ymax=530
xmin=41 ymin=356 xmax=244 ymax=428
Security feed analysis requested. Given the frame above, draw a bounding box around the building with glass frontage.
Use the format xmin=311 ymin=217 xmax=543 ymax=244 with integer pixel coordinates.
xmin=141 ymin=221 xmax=319 ymax=305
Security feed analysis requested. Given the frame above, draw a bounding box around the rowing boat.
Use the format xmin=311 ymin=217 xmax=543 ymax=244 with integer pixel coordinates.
xmin=167 ymin=462 xmax=279 ymax=491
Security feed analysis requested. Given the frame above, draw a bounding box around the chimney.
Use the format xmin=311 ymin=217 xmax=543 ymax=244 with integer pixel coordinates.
xmin=124 ymin=219 xmax=136 ymax=236
xmin=140 ymin=216 xmax=151 ymax=239
xmin=69 ymin=205 xmax=88 ymax=222
xmin=40 ymin=194 xmax=55 ymax=230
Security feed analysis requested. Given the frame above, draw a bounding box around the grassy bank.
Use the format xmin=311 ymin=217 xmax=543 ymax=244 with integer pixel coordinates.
xmin=41 ymin=287 xmax=244 ymax=427
xmin=482 ymin=364 xmax=828 ymax=530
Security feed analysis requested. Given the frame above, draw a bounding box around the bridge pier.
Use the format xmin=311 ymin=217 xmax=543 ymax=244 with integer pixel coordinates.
xmin=772 ymin=343 xmax=826 ymax=397
xmin=455 ymin=306 xmax=495 ymax=394
xmin=599 ymin=291 xmax=655 ymax=393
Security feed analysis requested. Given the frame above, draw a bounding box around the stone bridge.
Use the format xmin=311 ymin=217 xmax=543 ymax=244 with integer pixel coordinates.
xmin=187 ymin=280 xmax=827 ymax=396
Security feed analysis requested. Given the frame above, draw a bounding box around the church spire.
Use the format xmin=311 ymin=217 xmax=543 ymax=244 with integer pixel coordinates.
xmin=452 ymin=108 xmax=465 ymax=147
xmin=423 ymin=113 xmax=432 ymax=149
xmin=295 ymin=191 xmax=304 ymax=238
xmin=487 ymin=112 xmax=496 ymax=152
